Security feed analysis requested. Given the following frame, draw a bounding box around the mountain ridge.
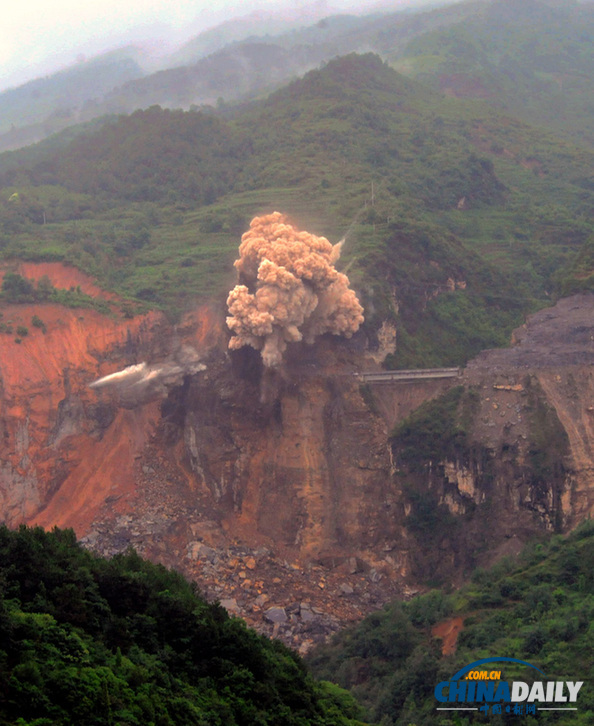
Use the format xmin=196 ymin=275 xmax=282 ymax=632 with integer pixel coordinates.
xmin=0 ymin=52 xmax=593 ymax=367
xmin=7 ymin=0 xmax=594 ymax=152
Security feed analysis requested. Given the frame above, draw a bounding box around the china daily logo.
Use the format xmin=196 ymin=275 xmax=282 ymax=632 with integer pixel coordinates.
xmin=434 ymin=658 xmax=583 ymax=717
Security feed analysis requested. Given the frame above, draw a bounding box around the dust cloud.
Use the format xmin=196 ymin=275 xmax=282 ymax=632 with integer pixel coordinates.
xmin=89 ymin=346 xmax=206 ymax=404
xmin=226 ymin=212 xmax=364 ymax=367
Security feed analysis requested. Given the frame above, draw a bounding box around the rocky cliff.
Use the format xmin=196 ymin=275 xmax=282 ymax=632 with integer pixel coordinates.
xmin=2 ymin=265 xmax=594 ymax=649
xmin=392 ymin=295 xmax=594 ymax=585
xmin=0 ymin=262 xmax=167 ymax=528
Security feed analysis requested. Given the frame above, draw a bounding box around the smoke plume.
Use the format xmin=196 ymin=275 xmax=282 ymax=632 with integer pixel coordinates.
xmin=226 ymin=212 xmax=364 ymax=367
xmin=89 ymin=346 xmax=206 ymax=406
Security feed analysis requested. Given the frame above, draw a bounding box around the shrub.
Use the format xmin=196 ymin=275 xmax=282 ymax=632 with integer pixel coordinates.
xmin=31 ymin=315 xmax=46 ymax=332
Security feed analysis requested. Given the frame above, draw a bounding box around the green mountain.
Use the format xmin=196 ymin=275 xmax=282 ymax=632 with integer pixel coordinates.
xmin=3 ymin=0 xmax=593 ymax=159
xmin=165 ymin=10 xmax=351 ymax=68
xmin=48 ymin=3 xmax=481 ymax=134
xmin=96 ymin=42 xmax=333 ymax=117
xmin=393 ymin=0 xmax=594 ymax=148
xmin=0 ymin=50 xmax=145 ymax=151
xmin=0 ymin=52 xmax=592 ymax=364
xmin=308 ymin=520 xmax=594 ymax=725
xmin=0 ymin=525 xmax=365 ymax=726
xmin=108 ymin=0 xmax=594 ymax=153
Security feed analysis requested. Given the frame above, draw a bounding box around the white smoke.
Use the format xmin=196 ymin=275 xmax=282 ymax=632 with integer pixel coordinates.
xmin=89 ymin=363 xmax=149 ymax=390
xmin=226 ymin=212 xmax=364 ymax=367
xmin=89 ymin=346 xmax=206 ymax=403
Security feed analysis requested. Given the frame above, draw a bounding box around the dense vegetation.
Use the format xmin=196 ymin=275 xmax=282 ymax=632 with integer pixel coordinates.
xmin=0 ymin=525 xmax=365 ymax=726
xmin=396 ymin=0 xmax=594 ymax=149
xmin=0 ymin=272 xmax=111 ymax=314
xmin=5 ymin=0 xmax=594 ymax=155
xmin=0 ymin=51 xmax=144 ymax=143
xmin=309 ymin=520 xmax=594 ymax=725
xmin=390 ymin=386 xmax=480 ymax=469
xmin=0 ymin=49 xmax=593 ymax=363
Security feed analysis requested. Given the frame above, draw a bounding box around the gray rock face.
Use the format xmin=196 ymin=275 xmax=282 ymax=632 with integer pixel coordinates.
xmin=220 ymin=598 xmax=240 ymax=614
xmin=264 ymin=606 xmax=288 ymax=624
xmin=300 ymin=608 xmax=317 ymax=623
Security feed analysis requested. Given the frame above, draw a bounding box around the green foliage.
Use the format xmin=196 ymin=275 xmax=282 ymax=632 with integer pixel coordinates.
xmin=309 ymin=521 xmax=594 ymax=725
xmin=359 ymin=384 xmax=380 ymax=416
xmin=0 ymin=56 xmax=143 ymax=138
xmin=0 ymin=51 xmax=592 ymax=358
xmin=0 ymin=273 xmax=110 ymax=313
xmin=0 ymin=525 xmax=366 ymax=726
xmin=557 ymin=235 xmax=594 ymax=295
xmin=389 ymin=381 xmax=572 ymax=582
xmin=31 ymin=315 xmax=46 ymax=333
xmin=525 ymin=377 xmax=570 ymax=485
xmin=397 ymin=0 xmax=594 ymax=150
xmin=1 ymin=107 xmax=248 ymax=207
xmin=391 ymin=387 xmax=479 ymax=468
xmin=1 ymin=273 xmax=35 ymax=302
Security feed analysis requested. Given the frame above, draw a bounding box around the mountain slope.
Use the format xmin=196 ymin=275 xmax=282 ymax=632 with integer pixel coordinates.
xmin=308 ymin=519 xmax=594 ymax=725
xmin=1 ymin=53 xmax=593 ymax=364
xmin=2 ymin=0 xmax=593 ymax=156
xmin=394 ymin=0 xmax=594 ymax=147
xmin=2 ymin=54 xmax=594 ymax=657
xmin=0 ymin=50 xmax=145 ymax=151
xmin=0 ymin=524 xmax=366 ymax=725
xmin=98 ymin=41 xmax=332 ymax=115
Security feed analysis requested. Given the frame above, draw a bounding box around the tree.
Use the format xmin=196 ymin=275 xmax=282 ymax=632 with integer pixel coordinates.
xmin=1 ymin=273 xmax=35 ymax=302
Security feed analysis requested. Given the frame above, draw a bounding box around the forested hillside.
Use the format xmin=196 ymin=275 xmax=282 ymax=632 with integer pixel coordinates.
xmin=0 ymin=52 xmax=592 ymax=364
xmin=394 ymin=0 xmax=594 ymax=148
xmin=0 ymin=51 xmax=145 ymax=152
xmin=308 ymin=521 xmax=594 ymax=725
xmin=0 ymin=525 xmax=365 ymax=726
xmin=2 ymin=0 xmax=594 ymax=156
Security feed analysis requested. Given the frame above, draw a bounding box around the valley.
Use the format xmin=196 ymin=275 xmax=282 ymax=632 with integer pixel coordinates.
xmin=1 ymin=2 xmax=594 ymax=723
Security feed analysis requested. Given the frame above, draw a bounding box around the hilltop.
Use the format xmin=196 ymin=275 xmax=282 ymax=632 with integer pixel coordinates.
xmin=0 ymin=52 xmax=593 ymax=365
xmin=1 ymin=0 xmax=593 ymax=154
xmin=393 ymin=0 xmax=594 ymax=148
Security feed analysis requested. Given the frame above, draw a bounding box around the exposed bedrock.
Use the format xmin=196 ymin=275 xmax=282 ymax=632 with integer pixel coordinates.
xmin=1 ymin=271 xmax=593 ymax=647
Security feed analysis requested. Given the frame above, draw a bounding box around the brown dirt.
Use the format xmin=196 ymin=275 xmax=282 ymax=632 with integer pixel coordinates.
xmin=432 ymin=616 xmax=464 ymax=656
xmin=0 ymin=261 xmax=117 ymax=300
xmin=0 ymin=263 xmax=166 ymax=525
xmin=4 ymin=262 xmax=594 ymax=650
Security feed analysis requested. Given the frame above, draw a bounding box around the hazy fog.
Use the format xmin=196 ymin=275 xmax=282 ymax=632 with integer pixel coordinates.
xmin=0 ymin=0 xmax=442 ymax=93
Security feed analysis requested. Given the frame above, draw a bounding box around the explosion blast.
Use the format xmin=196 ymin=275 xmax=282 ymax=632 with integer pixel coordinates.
xmin=226 ymin=212 xmax=364 ymax=368
xmin=89 ymin=346 xmax=206 ymax=404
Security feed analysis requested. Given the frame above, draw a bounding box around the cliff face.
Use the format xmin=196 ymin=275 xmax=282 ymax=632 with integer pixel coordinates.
xmin=2 ymin=266 xmax=594 ymax=648
xmin=71 ymin=339 xmax=417 ymax=650
xmin=0 ymin=263 xmax=167 ymax=528
xmin=394 ymin=295 xmax=594 ymax=584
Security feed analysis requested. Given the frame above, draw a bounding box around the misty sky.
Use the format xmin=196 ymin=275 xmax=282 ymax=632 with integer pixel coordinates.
xmin=0 ymin=0 xmax=436 ymax=92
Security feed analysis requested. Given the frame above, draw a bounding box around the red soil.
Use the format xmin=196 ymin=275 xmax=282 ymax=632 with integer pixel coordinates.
xmin=0 ymin=261 xmax=117 ymax=300
xmin=432 ymin=616 xmax=464 ymax=656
